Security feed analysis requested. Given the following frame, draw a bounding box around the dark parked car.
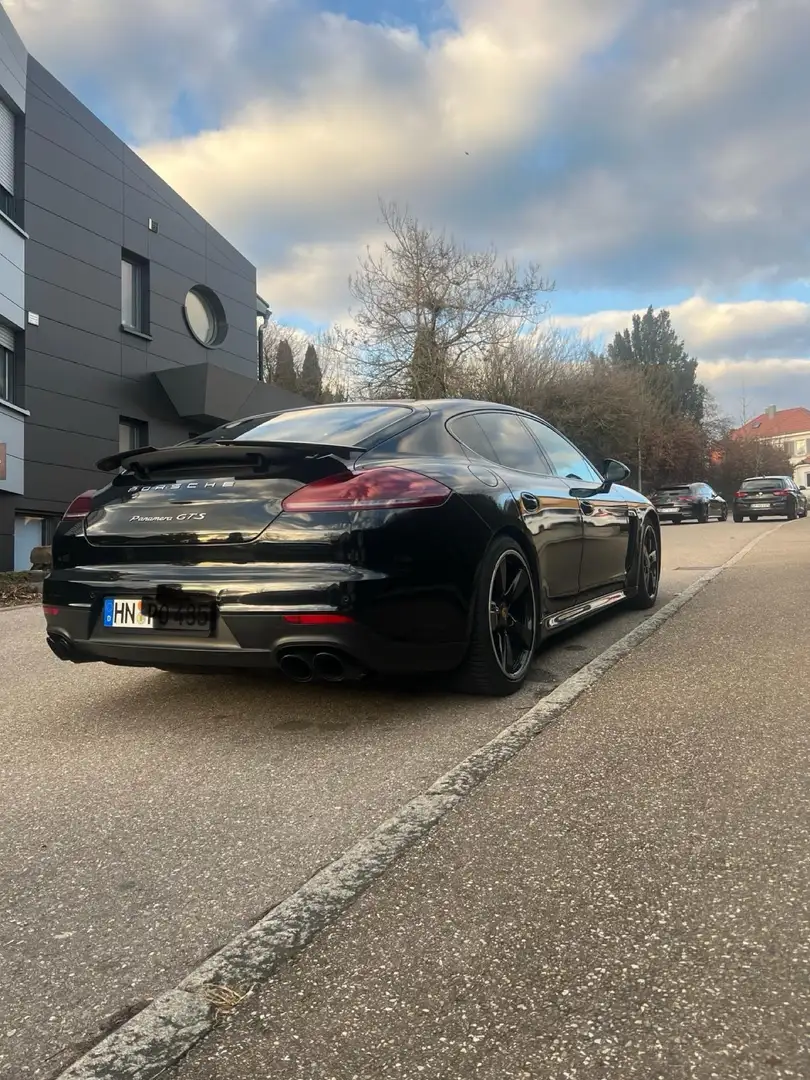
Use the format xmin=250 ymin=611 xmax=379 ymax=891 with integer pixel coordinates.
xmin=651 ymin=482 xmax=727 ymax=524
xmin=732 ymin=476 xmax=808 ymax=522
xmin=43 ymin=400 xmax=661 ymax=697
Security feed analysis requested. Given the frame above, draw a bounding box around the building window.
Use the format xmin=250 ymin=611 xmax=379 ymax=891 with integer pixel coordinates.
xmin=183 ymin=286 xmax=228 ymax=347
xmin=121 ymin=251 xmax=150 ymax=333
xmin=119 ymin=416 xmax=148 ymax=453
xmin=0 ymin=322 xmax=16 ymax=404
xmin=0 ymin=99 xmax=16 ymax=222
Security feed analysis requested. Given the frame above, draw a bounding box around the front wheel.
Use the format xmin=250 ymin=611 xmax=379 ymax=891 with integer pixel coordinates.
xmin=455 ymin=537 xmax=539 ymax=696
xmin=626 ymin=521 xmax=660 ymax=610
xmin=719 ymin=507 xmax=728 ymax=522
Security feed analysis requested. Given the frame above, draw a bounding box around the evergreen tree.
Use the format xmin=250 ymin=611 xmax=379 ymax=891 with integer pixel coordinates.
xmin=607 ymin=306 xmax=706 ymax=423
xmin=299 ymin=343 xmax=323 ymax=401
xmin=274 ymin=339 xmax=298 ymax=392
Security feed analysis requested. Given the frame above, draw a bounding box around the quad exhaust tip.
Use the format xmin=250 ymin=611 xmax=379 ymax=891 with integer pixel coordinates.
xmin=277 ymin=648 xmax=364 ymax=684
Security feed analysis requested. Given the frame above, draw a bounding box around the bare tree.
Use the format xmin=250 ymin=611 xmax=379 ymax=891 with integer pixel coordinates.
xmin=259 ymin=319 xmax=307 ymax=385
xmin=344 ymin=201 xmax=554 ymax=398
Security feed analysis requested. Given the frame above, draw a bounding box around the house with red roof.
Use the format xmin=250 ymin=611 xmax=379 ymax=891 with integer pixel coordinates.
xmin=731 ymin=406 xmax=810 ymax=487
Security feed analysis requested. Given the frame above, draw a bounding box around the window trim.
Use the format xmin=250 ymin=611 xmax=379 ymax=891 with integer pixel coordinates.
xmin=118 ymin=415 xmax=149 ymax=453
xmin=121 ymin=250 xmax=150 ymax=335
xmin=0 ymin=344 xmax=12 ymax=405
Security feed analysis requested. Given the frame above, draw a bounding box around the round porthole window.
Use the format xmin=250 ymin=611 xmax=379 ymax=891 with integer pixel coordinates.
xmin=183 ymin=286 xmax=228 ymax=347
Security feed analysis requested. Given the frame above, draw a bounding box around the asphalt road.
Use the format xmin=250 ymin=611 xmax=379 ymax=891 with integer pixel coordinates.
xmin=173 ymin=519 xmax=810 ymax=1080
xmin=0 ymin=519 xmax=786 ymax=1076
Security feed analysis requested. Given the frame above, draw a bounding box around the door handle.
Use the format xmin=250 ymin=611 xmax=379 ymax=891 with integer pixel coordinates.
xmin=520 ymin=492 xmax=539 ymax=512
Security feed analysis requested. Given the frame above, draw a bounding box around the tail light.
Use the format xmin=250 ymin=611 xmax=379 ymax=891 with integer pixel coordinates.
xmin=281 ymin=467 xmax=451 ymax=513
xmin=62 ymin=490 xmax=95 ymax=520
xmin=734 ymin=490 xmax=747 ymax=498
xmin=678 ymin=496 xmax=694 ymax=503
xmin=772 ymin=489 xmax=790 ymax=496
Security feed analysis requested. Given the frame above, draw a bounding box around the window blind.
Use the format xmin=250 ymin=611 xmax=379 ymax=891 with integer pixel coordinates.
xmin=0 ymin=100 xmax=15 ymax=195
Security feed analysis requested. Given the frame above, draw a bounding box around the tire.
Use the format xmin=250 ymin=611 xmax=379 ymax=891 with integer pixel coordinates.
xmin=455 ymin=536 xmax=538 ymax=696
xmin=718 ymin=507 xmax=728 ymax=522
xmin=733 ymin=513 xmax=744 ymax=523
xmin=787 ymin=501 xmax=797 ymax=521
xmin=626 ymin=519 xmax=660 ymax=610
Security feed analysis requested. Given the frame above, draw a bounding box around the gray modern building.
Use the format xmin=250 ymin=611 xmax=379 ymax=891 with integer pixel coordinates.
xmin=0 ymin=3 xmax=307 ymax=571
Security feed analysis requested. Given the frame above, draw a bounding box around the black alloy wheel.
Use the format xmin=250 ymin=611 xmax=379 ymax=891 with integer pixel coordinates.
xmin=456 ymin=536 xmax=538 ymax=696
xmin=719 ymin=506 xmax=728 ymax=522
xmin=627 ymin=521 xmax=660 ymax=610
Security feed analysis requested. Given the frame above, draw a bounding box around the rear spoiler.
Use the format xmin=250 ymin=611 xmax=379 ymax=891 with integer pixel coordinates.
xmin=96 ymin=440 xmax=365 ymax=480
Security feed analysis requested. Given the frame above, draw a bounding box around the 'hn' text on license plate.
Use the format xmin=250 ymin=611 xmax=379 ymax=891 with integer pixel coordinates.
xmin=102 ymin=597 xmax=212 ymax=631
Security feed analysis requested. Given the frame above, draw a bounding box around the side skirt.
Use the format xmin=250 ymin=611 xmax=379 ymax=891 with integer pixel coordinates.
xmin=543 ymin=589 xmax=627 ymax=632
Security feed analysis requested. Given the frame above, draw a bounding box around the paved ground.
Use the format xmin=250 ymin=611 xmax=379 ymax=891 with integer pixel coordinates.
xmin=0 ymin=519 xmax=790 ymax=1076
xmin=170 ymin=520 xmax=810 ymax=1080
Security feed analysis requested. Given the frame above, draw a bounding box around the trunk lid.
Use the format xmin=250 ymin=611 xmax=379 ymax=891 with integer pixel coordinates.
xmin=652 ymin=487 xmax=693 ymax=507
xmin=85 ymin=441 xmax=360 ymax=547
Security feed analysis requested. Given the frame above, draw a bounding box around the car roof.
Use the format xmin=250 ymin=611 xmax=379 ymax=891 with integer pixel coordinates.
xmin=221 ymin=398 xmax=537 ymax=430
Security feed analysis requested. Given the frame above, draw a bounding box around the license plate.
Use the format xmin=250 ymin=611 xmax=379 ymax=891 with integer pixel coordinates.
xmin=659 ymin=507 xmax=677 ymax=514
xmin=102 ymin=597 xmax=212 ymax=631
xmin=751 ymin=502 xmax=769 ymax=509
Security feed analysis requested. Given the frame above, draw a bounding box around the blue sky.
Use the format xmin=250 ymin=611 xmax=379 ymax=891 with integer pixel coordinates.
xmin=8 ymin=0 xmax=810 ymax=417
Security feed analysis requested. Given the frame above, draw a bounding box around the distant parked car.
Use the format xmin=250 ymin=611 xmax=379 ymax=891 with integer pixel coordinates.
xmin=732 ymin=476 xmax=808 ymax=522
xmin=650 ymin=482 xmax=727 ymax=524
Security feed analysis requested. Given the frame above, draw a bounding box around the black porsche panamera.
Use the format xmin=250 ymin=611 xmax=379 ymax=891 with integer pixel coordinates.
xmin=43 ymin=400 xmax=661 ymax=696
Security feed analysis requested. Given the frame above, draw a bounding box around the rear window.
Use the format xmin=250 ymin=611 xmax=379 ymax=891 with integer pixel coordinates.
xmin=741 ymin=478 xmax=787 ymax=491
xmin=195 ymin=405 xmax=414 ymax=447
xmin=655 ymin=487 xmax=691 ymax=496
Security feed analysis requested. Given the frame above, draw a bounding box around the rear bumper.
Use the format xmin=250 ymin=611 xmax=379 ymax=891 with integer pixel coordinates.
xmin=655 ymin=507 xmax=697 ymax=521
xmin=733 ymin=500 xmax=791 ymax=516
xmin=42 ymin=564 xmax=469 ymax=674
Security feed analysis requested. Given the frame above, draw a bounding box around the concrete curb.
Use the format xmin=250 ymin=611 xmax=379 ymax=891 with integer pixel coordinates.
xmin=55 ymin=523 xmax=785 ymax=1079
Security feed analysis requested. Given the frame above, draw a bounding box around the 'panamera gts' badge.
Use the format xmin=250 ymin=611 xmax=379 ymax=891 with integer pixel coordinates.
xmin=129 ymin=513 xmax=207 ymax=522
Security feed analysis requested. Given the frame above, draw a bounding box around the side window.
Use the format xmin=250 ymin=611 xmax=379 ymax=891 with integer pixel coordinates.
xmin=447 ymin=414 xmax=500 ymax=463
xmin=471 ymin=413 xmax=549 ymax=474
xmin=521 ymin=417 xmax=602 ymax=483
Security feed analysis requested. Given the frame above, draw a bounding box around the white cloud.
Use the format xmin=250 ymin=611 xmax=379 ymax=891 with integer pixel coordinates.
xmin=550 ymin=296 xmax=810 ymax=360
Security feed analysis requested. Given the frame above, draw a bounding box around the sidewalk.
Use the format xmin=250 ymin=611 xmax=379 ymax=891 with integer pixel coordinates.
xmin=173 ymin=523 xmax=810 ymax=1080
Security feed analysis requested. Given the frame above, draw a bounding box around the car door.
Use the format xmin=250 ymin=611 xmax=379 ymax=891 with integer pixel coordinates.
xmin=448 ymin=411 xmax=583 ymax=612
xmin=705 ymin=484 xmax=723 ymax=517
xmin=521 ymin=416 xmax=631 ymax=597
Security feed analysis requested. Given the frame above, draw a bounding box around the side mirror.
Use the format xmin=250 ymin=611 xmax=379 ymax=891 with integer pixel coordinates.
xmin=603 ymin=459 xmax=631 ymax=487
